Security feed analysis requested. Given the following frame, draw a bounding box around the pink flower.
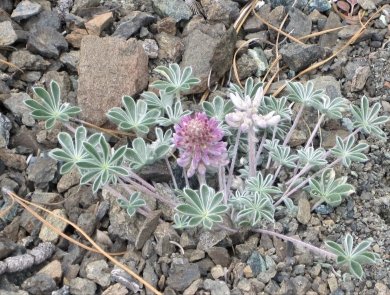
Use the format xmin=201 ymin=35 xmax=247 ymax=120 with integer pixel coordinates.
xmin=172 ymin=113 xmax=229 ymax=177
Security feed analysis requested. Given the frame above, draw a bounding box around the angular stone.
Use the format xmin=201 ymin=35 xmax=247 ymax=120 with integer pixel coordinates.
xmin=112 ymin=11 xmax=156 ymax=40
xmin=286 ymin=7 xmax=312 ymax=39
xmin=0 ymin=113 xmax=12 ymax=149
xmin=85 ymin=12 xmax=114 ymax=36
xmin=155 ymin=32 xmax=184 ymax=62
xmin=86 ymin=260 xmax=111 ymax=287
xmin=0 ymin=21 xmax=17 ymax=46
xmin=280 ymin=43 xmax=323 ymax=72
xmin=11 ymin=0 xmax=42 ymax=21
xmin=27 ymin=26 xmax=68 ymax=59
xmin=37 ymin=260 xmax=63 ymax=283
xmin=207 ymin=0 xmax=240 ymax=27
xmin=0 ymin=149 xmax=27 ymax=171
xmin=21 ymin=273 xmax=56 ymax=294
xmin=26 ymin=157 xmax=57 ymax=188
xmin=60 ymin=50 xmax=80 ymax=72
xmin=77 ymin=36 xmax=149 ymax=126
xmin=70 ymin=277 xmax=97 ymax=295
xmin=23 ymin=11 xmax=61 ymax=32
xmin=152 ymin=0 xmax=192 ymax=22
xmin=142 ymin=39 xmax=158 ymax=58
xmin=297 ymin=197 xmax=311 ymax=225
xmin=206 ymin=247 xmax=231 ymax=268
xmin=204 ymin=279 xmax=230 ymax=294
xmin=156 ymin=17 xmax=176 ymax=35
xmin=39 ymin=209 xmax=68 ymax=243
xmin=8 ymin=50 xmax=50 ymax=72
xmin=4 ymin=93 xmax=35 ymax=126
xmin=135 ymin=210 xmax=161 ymax=249
xmin=65 ymin=28 xmax=88 ymax=48
xmin=71 ymin=0 xmax=100 ymax=14
xmin=319 ymin=12 xmax=342 ymax=49
xmin=166 ymin=258 xmax=201 ymax=292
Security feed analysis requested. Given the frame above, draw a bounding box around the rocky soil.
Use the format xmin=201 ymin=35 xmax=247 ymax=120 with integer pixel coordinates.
xmin=0 ymin=0 xmax=390 ymax=294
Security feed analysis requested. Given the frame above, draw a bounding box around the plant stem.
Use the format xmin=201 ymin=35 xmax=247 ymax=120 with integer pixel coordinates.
xmin=225 ymin=128 xmax=242 ymax=202
xmin=63 ymin=122 xmax=76 ymax=133
xmin=304 ymin=114 xmax=325 ymax=151
xmin=252 ymin=228 xmax=337 ymax=259
xmin=254 ymin=132 xmax=267 ymax=165
xmin=165 ymin=156 xmax=178 ymax=190
xmin=283 ymin=104 xmax=305 ymax=146
xmin=122 ymin=168 xmax=156 ymax=192
xmin=248 ymin=128 xmax=256 ymax=177
xmin=266 ymin=126 xmax=278 ymax=170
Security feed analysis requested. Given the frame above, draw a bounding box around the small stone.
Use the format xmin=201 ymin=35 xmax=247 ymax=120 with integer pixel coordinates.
xmin=8 ymin=49 xmax=50 ymax=72
xmin=328 ymin=276 xmax=338 ymax=293
xmin=4 ymin=93 xmax=35 ymax=126
xmin=23 ymin=11 xmax=61 ymax=32
xmin=166 ymin=259 xmax=201 ymax=292
xmin=243 ymin=265 xmax=253 ymax=278
xmin=280 ymin=43 xmax=323 ymax=72
xmin=189 ymin=249 xmax=205 ymax=262
xmin=155 ymin=32 xmax=184 ymax=62
xmin=112 ymin=11 xmax=156 ymax=40
xmin=39 ymin=209 xmax=68 ymax=243
xmin=375 ymin=282 xmax=390 ymax=295
xmin=76 ymin=212 xmax=97 ymax=237
xmin=21 ymin=273 xmax=56 ymax=294
xmin=37 ymin=260 xmax=63 ymax=283
xmin=351 ymin=66 xmax=371 ymax=92
xmin=297 ymin=197 xmax=311 ymax=225
xmin=357 ymin=0 xmax=376 ymax=10
xmin=135 ymin=210 xmax=161 ymax=249
xmin=65 ymin=28 xmax=88 ymax=48
xmin=183 ymin=278 xmax=203 ymax=295
xmin=0 ymin=113 xmax=12 ymax=149
xmin=142 ymin=39 xmax=158 ymax=58
xmin=27 ymin=26 xmax=68 ymax=59
xmin=26 ymin=157 xmax=58 ymax=188
xmin=20 ymin=71 xmax=42 ymax=83
xmin=0 ymin=21 xmax=17 ymax=46
xmin=57 ymin=167 xmax=81 ymax=193
xmin=247 ymin=251 xmax=266 ymax=277
xmin=70 ymin=277 xmax=97 ymax=295
xmin=156 ymin=17 xmax=176 ymax=35
xmin=85 ymin=12 xmax=114 ymax=36
xmin=211 ymin=265 xmax=225 ymax=279
xmin=292 ymin=276 xmax=311 ymax=294
xmin=206 ymin=247 xmax=231 ymax=268
xmin=71 ymin=0 xmax=100 ymax=14
xmin=86 ymin=260 xmax=111 ymax=287
xmin=203 ymin=279 xmax=230 ymax=295
xmin=152 ymin=0 xmax=192 ymax=22
xmin=101 ymin=283 xmax=129 ymax=295
xmin=0 ymin=149 xmax=27 ymax=171
xmin=11 ymin=0 xmax=42 ymax=21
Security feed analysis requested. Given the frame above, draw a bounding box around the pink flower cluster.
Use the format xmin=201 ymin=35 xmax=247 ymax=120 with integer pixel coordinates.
xmin=172 ymin=113 xmax=229 ymax=177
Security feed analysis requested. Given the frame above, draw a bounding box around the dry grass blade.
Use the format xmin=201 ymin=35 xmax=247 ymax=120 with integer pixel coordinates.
xmin=2 ymin=189 xmax=162 ymax=295
xmin=0 ymin=59 xmax=24 ymax=73
xmin=271 ymin=5 xmax=389 ymax=97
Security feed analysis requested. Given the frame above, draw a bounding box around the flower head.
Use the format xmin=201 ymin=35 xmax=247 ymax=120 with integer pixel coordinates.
xmin=172 ymin=113 xmax=229 ymax=177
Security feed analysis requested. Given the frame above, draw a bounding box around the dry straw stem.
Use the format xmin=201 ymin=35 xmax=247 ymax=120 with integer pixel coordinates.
xmin=270 ymin=5 xmax=388 ymax=97
xmin=1 ymin=189 xmax=162 ymax=295
xmin=0 ymin=59 xmax=23 ymax=73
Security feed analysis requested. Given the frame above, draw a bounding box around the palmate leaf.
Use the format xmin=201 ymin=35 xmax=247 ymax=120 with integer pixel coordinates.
xmin=141 ymin=91 xmax=174 ymax=115
xmin=151 ymin=64 xmax=200 ymax=95
xmin=116 ymin=192 xmax=146 ymax=217
xmin=325 ymin=234 xmax=378 ymax=279
xmin=286 ymin=81 xmax=324 ymax=106
xmin=175 ymin=184 xmax=228 ymax=229
xmin=235 ymin=192 xmax=275 ymax=226
xmin=106 ymin=95 xmax=160 ymax=136
xmin=350 ymin=95 xmax=388 ymax=140
xmin=156 ymin=101 xmax=192 ymax=126
xmin=311 ymin=95 xmax=348 ymax=119
xmin=229 ymin=77 xmax=264 ymax=99
xmin=330 ymin=135 xmax=368 ymax=167
xmin=297 ymin=147 xmax=327 ymax=168
xmin=245 ymin=172 xmax=282 ymax=200
xmin=264 ymin=96 xmax=291 ymax=120
xmin=202 ymin=96 xmax=234 ymax=122
xmin=305 ymin=168 xmax=355 ymax=207
xmin=269 ymin=145 xmax=299 ymax=168
xmin=25 ymin=81 xmax=82 ymax=129
xmin=76 ymin=135 xmax=129 ymax=193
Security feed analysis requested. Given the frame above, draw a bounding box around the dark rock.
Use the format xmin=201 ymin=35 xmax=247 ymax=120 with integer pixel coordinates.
xmin=27 ymin=26 xmax=68 ymax=59
xmin=291 ymin=276 xmax=311 ymax=294
xmin=197 ymin=230 xmax=227 ymax=250
xmin=247 ymin=251 xmax=266 ymax=277
xmin=112 ymin=11 xmax=156 ymax=40
xmin=207 ymin=0 xmax=240 ymax=27
xmin=308 ymin=0 xmax=332 ymax=12
xmin=234 ymin=53 xmax=257 ymax=81
xmin=4 ymin=93 xmax=35 ymax=126
xmin=314 ymin=204 xmax=333 ymax=214
xmin=71 ymin=0 xmax=100 ymax=14
xmin=0 ymin=113 xmax=12 ymax=148
xmin=0 ymin=0 xmax=13 ymax=13
xmin=319 ymin=12 xmax=342 ymax=49
xmin=0 ymin=238 xmax=17 ymax=260
xmin=279 ymin=43 xmax=323 ymax=72
xmin=270 ymin=0 xmax=307 ymax=9
xmin=23 ymin=11 xmax=61 ymax=32
xmin=65 ymin=13 xmax=86 ymax=30
xmin=155 ymin=32 xmax=185 ymax=62
xmin=135 ymin=210 xmax=161 ymax=249
xmin=166 ymin=257 xmax=201 ymax=292
xmin=111 ymin=267 xmax=140 ymax=293
xmin=143 ymin=263 xmax=158 ymax=295
xmin=286 ymin=7 xmax=312 ymax=39
xmin=0 ymin=21 xmax=17 ymax=46
xmin=21 ymin=273 xmax=56 ymax=294
xmin=203 ymin=279 xmax=230 ymax=295
xmin=152 ymin=0 xmax=192 ymax=22
xmin=311 ymin=75 xmax=342 ymax=99
xmin=154 ymin=222 xmax=180 ymax=256
xmin=338 ymin=25 xmax=376 ymax=43
xmin=0 ymin=81 xmax=10 ymax=94
xmin=20 ymin=71 xmax=42 ymax=83
xmin=11 ymin=0 xmax=42 ymax=21
xmin=243 ymin=4 xmax=271 ymax=33
xmin=69 ymin=277 xmax=97 ymax=295
xmin=206 ymin=247 xmax=231 ymax=268
xmin=138 ymin=160 xmax=171 ymax=183
xmin=76 ymin=212 xmax=97 ymax=237
xmin=156 ymin=17 xmax=176 ymax=35
xmin=77 ymin=36 xmax=149 ymax=126
xmin=0 ymin=149 xmax=27 ymax=171
xmin=26 ymin=157 xmax=57 ymax=188
xmin=8 ymin=49 xmax=50 ymax=72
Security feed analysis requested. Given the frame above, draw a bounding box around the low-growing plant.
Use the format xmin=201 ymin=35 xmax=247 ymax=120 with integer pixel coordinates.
xmin=20 ymin=64 xmax=388 ymax=282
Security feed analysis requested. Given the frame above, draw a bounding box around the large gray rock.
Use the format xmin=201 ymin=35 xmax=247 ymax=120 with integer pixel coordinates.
xmin=8 ymin=50 xmax=50 ymax=72
xmin=27 ymin=26 xmax=68 ymax=59
xmin=23 ymin=11 xmax=62 ymax=32
xmin=112 ymin=11 xmax=156 ymax=40
xmin=0 ymin=21 xmax=17 ymax=46
xmin=77 ymin=36 xmax=149 ymax=126
xmin=279 ymin=43 xmax=323 ymax=72
xmin=11 ymin=0 xmax=42 ymax=21
xmin=152 ymin=0 xmax=192 ymax=22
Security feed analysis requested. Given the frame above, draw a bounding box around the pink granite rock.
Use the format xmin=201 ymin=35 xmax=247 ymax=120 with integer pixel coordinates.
xmin=77 ymin=36 xmax=149 ymax=126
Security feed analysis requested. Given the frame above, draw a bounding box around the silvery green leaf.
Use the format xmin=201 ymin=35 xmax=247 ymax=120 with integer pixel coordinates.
xmin=331 ymin=135 xmax=368 ymax=167
xmin=25 ymin=81 xmax=81 ymax=129
xmin=269 ymin=145 xmax=299 ymax=168
xmin=124 ymin=138 xmax=160 ymax=171
xmin=286 ymin=81 xmax=324 ymax=106
xmin=228 ymin=77 xmax=264 ymax=99
xmin=173 ymin=214 xmax=190 ymax=229
xmin=157 ymin=101 xmax=192 ymax=126
xmin=245 ymin=172 xmax=282 ymax=200
xmin=151 ymin=64 xmax=200 ymax=95
xmin=350 ymin=96 xmax=388 ymax=140
xmin=202 ymin=96 xmax=234 ymax=122
xmin=311 ymin=95 xmax=348 ymax=119
xmin=264 ymin=96 xmax=291 ymax=120
xmin=175 ymin=184 xmax=228 ymax=229
xmin=236 ymin=192 xmax=275 ymax=226
xmin=297 ymin=147 xmax=327 ymax=168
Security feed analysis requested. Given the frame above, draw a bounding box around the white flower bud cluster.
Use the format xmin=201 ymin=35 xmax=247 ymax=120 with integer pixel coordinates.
xmin=225 ymin=88 xmax=281 ymax=133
